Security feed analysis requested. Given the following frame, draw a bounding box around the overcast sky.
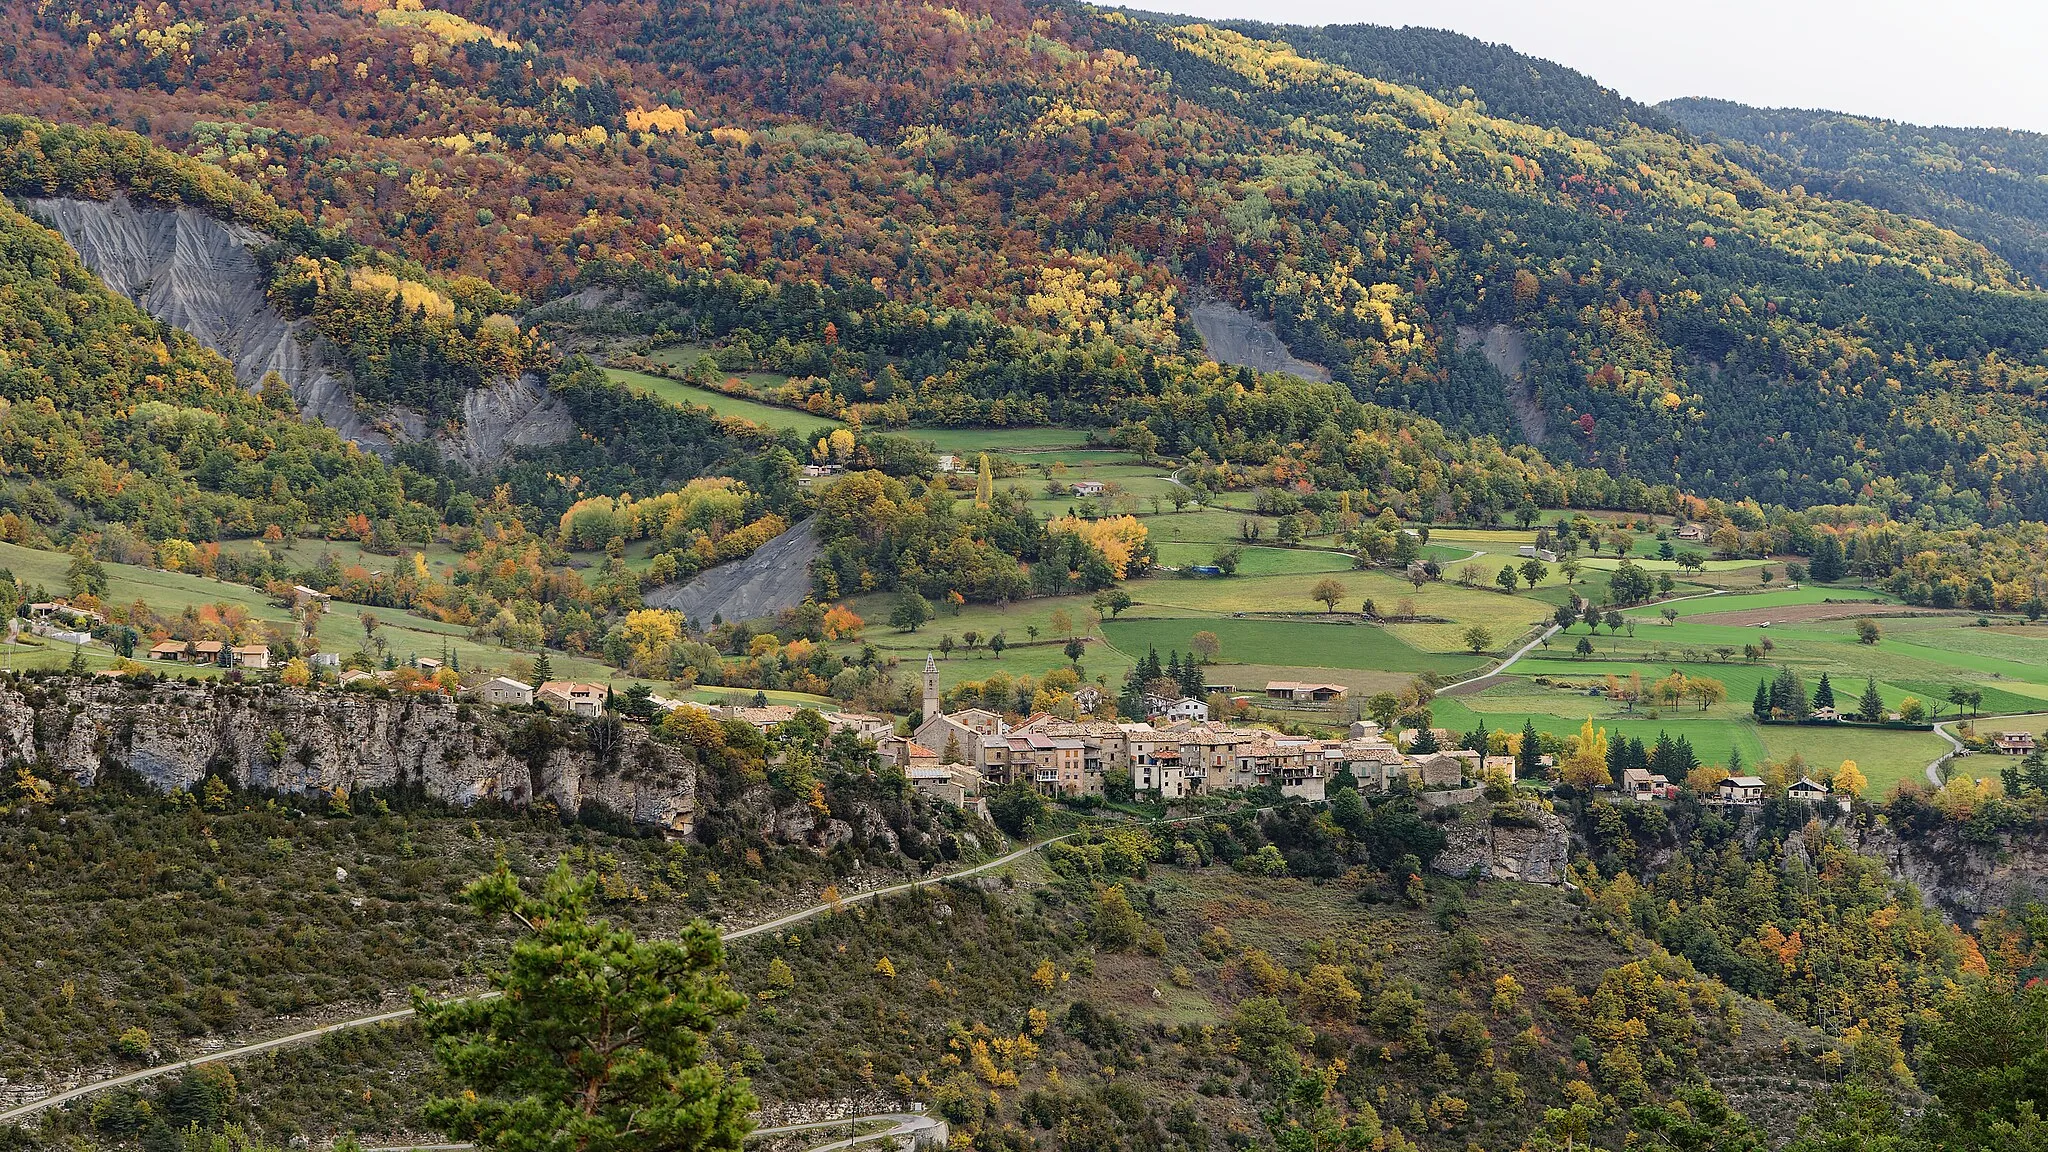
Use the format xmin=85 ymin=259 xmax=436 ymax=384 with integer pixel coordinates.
xmin=1100 ymin=0 xmax=2048 ymax=134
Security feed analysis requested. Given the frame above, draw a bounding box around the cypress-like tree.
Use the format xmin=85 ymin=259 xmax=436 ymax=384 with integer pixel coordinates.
xmin=1812 ymin=673 xmax=1836 ymax=711
xmin=1770 ymin=667 xmax=1809 ymax=719
xmin=1810 ymin=535 xmax=1845 ymax=582
xmin=1752 ymin=679 xmax=1771 ymax=720
xmin=1463 ymin=723 xmax=1490 ymax=754
xmin=1118 ymin=664 xmax=1148 ymax=718
xmin=1518 ymin=718 xmax=1543 ymax=779
xmin=1650 ymin=732 xmax=1678 ymax=776
xmin=2025 ymin=751 xmax=2048 ymax=796
xmin=1607 ymin=731 xmax=1632 ymax=779
xmin=1674 ymin=735 xmax=1699 ymax=772
xmin=1858 ymin=678 xmax=1885 ymax=723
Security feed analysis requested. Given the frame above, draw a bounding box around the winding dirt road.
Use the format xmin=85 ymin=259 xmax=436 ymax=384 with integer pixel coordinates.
xmin=0 ymin=839 xmax=1060 ymax=1127
xmin=3 ymin=798 xmax=1290 ymax=1127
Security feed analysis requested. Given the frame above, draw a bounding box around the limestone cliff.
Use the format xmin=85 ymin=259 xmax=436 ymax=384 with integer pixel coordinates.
xmin=1853 ymin=820 xmax=2048 ymax=927
xmin=3 ymin=679 xmax=694 ymax=833
xmin=18 ymin=195 xmax=574 ymax=467
xmin=1431 ymin=799 xmax=1573 ymax=884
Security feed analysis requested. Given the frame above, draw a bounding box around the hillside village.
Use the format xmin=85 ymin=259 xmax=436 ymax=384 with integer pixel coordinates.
xmin=427 ymin=651 xmax=1875 ymax=824
xmin=15 ymin=572 xmax=1989 ymax=831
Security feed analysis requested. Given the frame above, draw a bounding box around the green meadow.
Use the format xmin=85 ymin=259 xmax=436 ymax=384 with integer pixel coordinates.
xmin=1101 ymin=617 xmax=1482 ymax=677
xmin=606 ymin=367 xmax=846 ymax=437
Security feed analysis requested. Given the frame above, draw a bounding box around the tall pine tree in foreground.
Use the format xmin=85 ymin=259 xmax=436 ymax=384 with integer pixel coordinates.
xmin=415 ymin=861 xmax=755 ymax=1152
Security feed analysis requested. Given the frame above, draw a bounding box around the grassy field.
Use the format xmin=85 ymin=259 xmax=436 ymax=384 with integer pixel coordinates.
xmin=1127 ymin=569 xmax=1550 ymax=650
xmin=839 ymin=591 xmax=1137 ymax=690
xmin=1432 ymin=692 xmax=1772 ymax=769
xmin=1577 ymin=555 xmax=1768 ymax=573
xmin=647 ymin=342 xmax=795 ymax=391
xmin=1100 ymin=616 xmax=1481 ymax=676
xmin=1756 ymin=723 xmax=1947 ymax=796
xmin=1630 ymin=586 xmax=1894 ymax=619
xmin=914 ymin=427 xmax=1102 ymax=453
xmin=0 ymin=540 xmax=622 ymax=684
xmin=1452 ymin=588 xmax=2048 ymax=791
xmin=1149 ymin=543 xmax=1354 ymax=575
xmin=606 ymin=368 xmax=846 ymax=437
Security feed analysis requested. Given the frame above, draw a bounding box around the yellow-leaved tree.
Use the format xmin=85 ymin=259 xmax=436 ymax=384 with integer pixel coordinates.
xmin=1562 ymin=716 xmax=1610 ymax=789
xmin=1048 ymin=515 xmax=1149 ymax=579
xmin=618 ymin=609 xmax=682 ymax=676
xmin=1833 ymin=760 xmax=1867 ymax=799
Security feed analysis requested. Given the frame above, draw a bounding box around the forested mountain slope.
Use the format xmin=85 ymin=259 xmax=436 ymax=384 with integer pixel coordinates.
xmin=1665 ymin=97 xmax=2048 ymax=284
xmin=8 ymin=1 xmax=2047 ymax=522
xmin=0 ymin=187 xmax=417 ymax=545
xmin=1131 ymin=13 xmax=1672 ymax=136
xmin=12 ymin=1 xmax=2048 ymax=541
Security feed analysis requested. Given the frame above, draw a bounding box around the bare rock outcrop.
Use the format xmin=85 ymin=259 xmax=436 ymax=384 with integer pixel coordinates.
xmin=1190 ymin=298 xmax=1330 ymax=382
xmin=20 ymin=195 xmax=573 ymax=467
xmin=1455 ymin=322 xmax=1547 ymax=444
xmin=4 ymin=679 xmax=694 ymax=834
xmin=25 ymin=194 xmax=380 ymax=445
xmin=385 ymin=372 xmax=578 ymax=470
xmin=1431 ymin=799 xmax=1573 ymax=884
xmin=1853 ymin=819 xmax=2048 ymax=927
xmin=644 ymin=518 xmax=823 ymax=625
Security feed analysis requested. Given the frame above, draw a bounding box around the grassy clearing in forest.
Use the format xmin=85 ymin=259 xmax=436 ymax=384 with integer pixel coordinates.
xmin=606 ymin=368 xmax=845 ymax=437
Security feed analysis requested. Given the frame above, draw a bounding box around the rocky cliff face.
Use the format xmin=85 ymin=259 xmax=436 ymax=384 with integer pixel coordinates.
xmin=25 ymin=194 xmax=378 ymax=445
xmin=1432 ymin=799 xmax=1573 ymax=884
xmin=447 ymin=372 xmax=579 ymax=467
xmin=4 ymin=679 xmax=694 ymax=833
xmin=19 ymin=195 xmax=573 ymax=467
xmin=1853 ymin=820 xmax=2048 ymax=926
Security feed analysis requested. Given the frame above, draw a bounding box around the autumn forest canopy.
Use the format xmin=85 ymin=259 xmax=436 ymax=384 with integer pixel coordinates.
xmin=0 ymin=0 xmax=2046 ymax=529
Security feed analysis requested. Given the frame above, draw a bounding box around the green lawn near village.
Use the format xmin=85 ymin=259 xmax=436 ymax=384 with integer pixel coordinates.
xmin=1100 ymin=616 xmax=1482 ymax=676
xmin=1757 ymin=724 xmax=1948 ymax=797
xmin=1431 ymin=693 xmax=1771 ymax=772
